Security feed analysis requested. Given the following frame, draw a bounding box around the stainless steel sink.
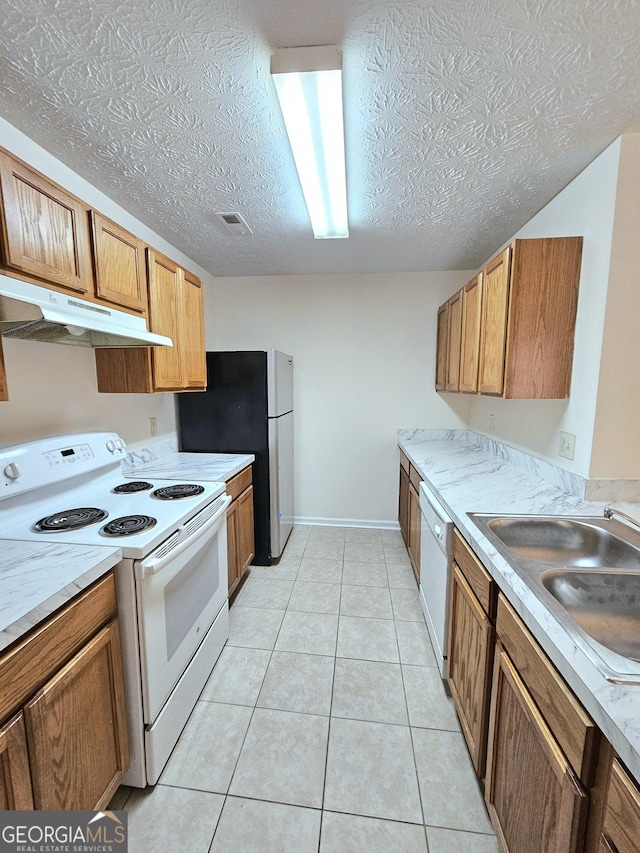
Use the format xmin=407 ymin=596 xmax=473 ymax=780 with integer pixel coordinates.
xmin=468 ymin=512 xmax=640 ymax=683
xmin=484 ymin=516 xmax=640 ymax=568
xmin=542 ymin=570 xmax=640 ymax=662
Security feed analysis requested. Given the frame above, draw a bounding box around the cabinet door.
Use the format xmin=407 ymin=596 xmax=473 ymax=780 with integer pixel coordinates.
xmin=181 ymin=270 xmax=207 ymax=389
xmin=148 ymin=250 xmax=184 ymax=391
xmin=600 ymin=759 xmax=640 ymax=853
xmin=0 ymin=335 xmax=8 ymax=402
xmin=435 ymin=302 xmax=449 ymax=390
xmin=408 ymin=481 xmax=421 ymax=583
xmin=0 ymin=152 xmax=91 ymax=294
xmin=237 ymin=485 xmax=255 ymax=577
xmin=226 ymin=499 xmax=240 ymax=594
xmin=90 ymin=211 xmax=147 ymax=313
xmin=459 ymin=273 xmax=483 ymax=393
xmin=447 ymin=562 xmax=494 ymax=778
xmin=478 ymin=247 xmax=512 ymax=395
xmin=399 ymin=464 xmax=409 ymax=546
xmin=0 ymin=712 xmax=34 ymax=810
xmin=485 ymin=646 xmax=588 ymax=853
xmin=24 ymin=621 xmax=129 ymax=810
xmin=446 ymin=289 xmax=463 ymax=391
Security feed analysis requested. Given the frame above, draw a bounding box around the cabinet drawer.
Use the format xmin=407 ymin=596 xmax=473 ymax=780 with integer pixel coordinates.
xmin=226 ymin=465 xmax=253 ymax=501
xmin=0 ymin=573 xmax=117 ymax=722
xmin=601 ymin=759 xmax=640 ymax=853
xmin=496 ymin=594 xmax=599 ymax=785
xmin=452 ymin=530 xmax=496 ymax=618
xmin=400 ymin=450 xmax=410 ymax=475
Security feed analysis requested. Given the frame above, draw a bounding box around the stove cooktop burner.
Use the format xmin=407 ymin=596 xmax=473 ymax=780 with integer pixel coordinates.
xmin=112 ymin=481 xmax=154 ymax=494
xmin=101 ymin=515 xmax=157 ymax=537
xmin=34 ymin=507 xmax=108 ymax=532
xmin=152 ymin=484 xmax=205 ymax=500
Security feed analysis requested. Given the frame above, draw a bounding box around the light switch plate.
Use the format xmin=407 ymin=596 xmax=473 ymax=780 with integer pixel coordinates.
xmin=559 ymin=431 xmax=576 ymax=460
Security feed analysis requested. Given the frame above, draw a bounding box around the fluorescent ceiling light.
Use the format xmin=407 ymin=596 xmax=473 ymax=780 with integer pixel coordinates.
xmin=271 ymin=45 xmax=349 ymax=239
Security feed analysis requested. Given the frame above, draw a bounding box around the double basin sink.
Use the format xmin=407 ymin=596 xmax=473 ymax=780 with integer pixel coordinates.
xmin=468 ymin=513 xmax=640 ymax=683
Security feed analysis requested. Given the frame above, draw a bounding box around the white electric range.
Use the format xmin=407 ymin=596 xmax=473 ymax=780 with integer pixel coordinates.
xmin=0 ymin=432 xmax=231 ymax=787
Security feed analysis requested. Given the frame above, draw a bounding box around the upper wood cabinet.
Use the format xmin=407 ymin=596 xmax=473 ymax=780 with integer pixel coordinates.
xmin=148 ymin=250 xmax=206 ymax=391
xmin=0 ymin=151 xmax=92 ymax=295
xmin=90 ymin=211 xmax=147 ymax=314
xmin=95 ymin=249 xmax=207 ymax=393
xmin=148 ymin=251 xmax=184 ymax=391
xmin=445 ymin=288 xmax=463 ymax=392
xmin=459 ymin=272 xmax=484 ymax=393
xmin=436 ymin=237 xmax=583 ymax=399
xmin=180 ymin=268 xmax=207 ymax=390
xmin=478 ymin=247 xmax=511 ymax=395
xmin=435 ymin=302 xmax=449 ymax=391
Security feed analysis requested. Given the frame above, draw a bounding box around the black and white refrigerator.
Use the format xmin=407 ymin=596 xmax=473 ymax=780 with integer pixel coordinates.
xmin=177 ymin=349 xmax=294 ymax=565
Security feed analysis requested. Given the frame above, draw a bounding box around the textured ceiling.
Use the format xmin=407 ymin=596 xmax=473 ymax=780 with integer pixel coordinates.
xmin=1 ymin=0 xmax=640 ymax=277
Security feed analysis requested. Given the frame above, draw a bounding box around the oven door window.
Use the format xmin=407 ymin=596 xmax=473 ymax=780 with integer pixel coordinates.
xmin=135 ymin=505 xmax=229 ymax=723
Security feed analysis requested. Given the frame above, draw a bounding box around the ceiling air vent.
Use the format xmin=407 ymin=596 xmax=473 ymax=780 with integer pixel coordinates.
xmin=215 ymin=212 xmax=253 ymax=236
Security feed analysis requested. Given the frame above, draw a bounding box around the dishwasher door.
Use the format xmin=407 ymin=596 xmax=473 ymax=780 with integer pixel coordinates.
xmin=419 ymin=481 xmax=453 ymax=678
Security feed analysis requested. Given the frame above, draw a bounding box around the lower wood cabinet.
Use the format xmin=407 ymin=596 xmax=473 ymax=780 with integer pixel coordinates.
xmin=486 ymin=643 xmax=589 ymax=853
xmin=0 ymin=713 xmax=34 ymax=809
xmin=598 ymin=758 xmax=640 ymax=853
xmin=0 ymin=335 xmax=8 ymax=401
xmin=447 ymin=531 xmax=496 ymax=780
xmin=24 ymin=621 xmax=128 ymax=809
xmin=442 ymin=523 xmax=629 ymax=853
xmin=398 ymin=451 xmax=420 ymax=584
xmin=226 ymin=466 xmax=255 ymax=597
xmin=408 ymin=477 xmax=421 ymax=583
xmin=399 ymin=456 xmax=409 ymax=544
xmin=0 ymin=572 xmax=129 ymax=810
xmin=485 ymin=595 xmax=599 ymax=853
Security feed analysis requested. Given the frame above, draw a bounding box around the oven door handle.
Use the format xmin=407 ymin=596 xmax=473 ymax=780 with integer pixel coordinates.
xmin=138 ymin=494 xmax=231 ymax=578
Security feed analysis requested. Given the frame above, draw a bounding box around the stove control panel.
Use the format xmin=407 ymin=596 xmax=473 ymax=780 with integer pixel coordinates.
xmin=43 ymin=444 xmax=95 ymax=468
xmin=0 ymin=432 xmax=127 ymax=497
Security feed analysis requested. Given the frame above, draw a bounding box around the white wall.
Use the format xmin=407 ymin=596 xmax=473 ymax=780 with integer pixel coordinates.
xmin=0 ymin=116 xmax=214 ymax=449
xmin=590 ymin=134 xmax=640 ymax=478
xmin=210 ymin=271 xmax=470 ymax=525
xmin=466 ymin=138 xmax=621 ymax=476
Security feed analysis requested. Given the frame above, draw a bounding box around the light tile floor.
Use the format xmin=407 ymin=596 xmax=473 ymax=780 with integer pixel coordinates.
xmin=111 ymin=525 xmax=498 ymax=853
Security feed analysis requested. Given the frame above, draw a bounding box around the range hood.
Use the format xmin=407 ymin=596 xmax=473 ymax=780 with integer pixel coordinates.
xmin=0 ymin=274 xmax=173 ymax=348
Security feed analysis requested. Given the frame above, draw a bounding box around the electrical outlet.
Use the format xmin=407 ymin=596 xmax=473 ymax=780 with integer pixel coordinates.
xmin=559 ymin=431 xmax=576 ymax=460
xmin=149 ymin=417 xmax=157 ymax=437
xmin=489 ymin=414 xmax=495 ymax=433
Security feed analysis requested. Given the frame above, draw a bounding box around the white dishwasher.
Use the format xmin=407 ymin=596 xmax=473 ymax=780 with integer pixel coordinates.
xmin=419 ymin=480 xmax=453 ymax=679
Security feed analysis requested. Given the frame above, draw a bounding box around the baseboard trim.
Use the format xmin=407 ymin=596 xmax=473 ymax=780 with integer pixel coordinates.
xmin=294 ymin=516 xmax=400 ymax=530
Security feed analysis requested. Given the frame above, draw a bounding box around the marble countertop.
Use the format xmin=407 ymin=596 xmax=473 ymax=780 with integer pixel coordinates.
xmin=0 ymin=540 xmax=122 ymax=653
xmin=123 ymin=441 xmax=254 ymax=483
xmin=398 ymin=428 xmax=640 ymax=784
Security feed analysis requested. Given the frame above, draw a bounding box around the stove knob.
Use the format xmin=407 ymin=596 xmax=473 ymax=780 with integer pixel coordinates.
xmin=106 ymin=440 xmax=116 ymax=453
xmin=4 ymin=462 xmax=20 ymax=481
xmin=115 ymin=439 xmax=125 ymax=452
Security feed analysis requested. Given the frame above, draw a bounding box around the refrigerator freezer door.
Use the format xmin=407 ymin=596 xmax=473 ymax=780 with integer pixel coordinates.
xmin=268 ymin=411 xmax=294 ymax=558
xmin=268 ymin=350 xmax=294 ymax=417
